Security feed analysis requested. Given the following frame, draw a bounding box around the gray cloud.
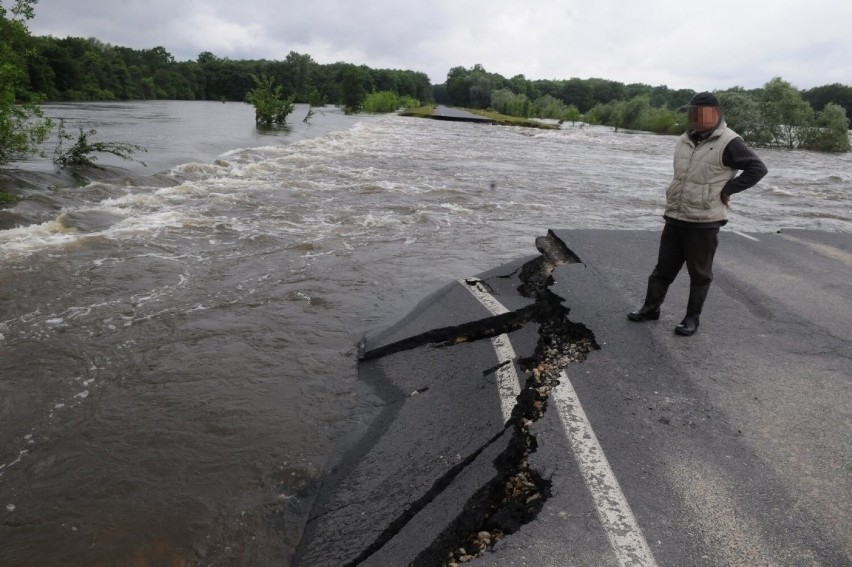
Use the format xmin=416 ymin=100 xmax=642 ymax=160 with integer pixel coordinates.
xmin=28 ymin=0 xmax=852 ymax=90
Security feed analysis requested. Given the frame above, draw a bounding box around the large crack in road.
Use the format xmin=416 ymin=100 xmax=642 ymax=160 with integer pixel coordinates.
xmin=348 ymin=231 xmax=599 ymax=566
xmin=428 ymin=232 xmax=598 ymax=566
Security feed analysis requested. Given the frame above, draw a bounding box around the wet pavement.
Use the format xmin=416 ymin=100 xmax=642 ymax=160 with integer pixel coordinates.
xmin=294 ymin=229 xmax=852 ymax=566
xmin=430 ymin=105 xmax=495 ymax=123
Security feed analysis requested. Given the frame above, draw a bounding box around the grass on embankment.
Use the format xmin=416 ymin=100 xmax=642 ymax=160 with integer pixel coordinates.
xmin=400 ymin=106 xmax=559 ymax=130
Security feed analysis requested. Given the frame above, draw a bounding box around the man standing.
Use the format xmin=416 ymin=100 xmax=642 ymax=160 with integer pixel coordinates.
xmin=627 ymin=92 xmax=768 ymax=336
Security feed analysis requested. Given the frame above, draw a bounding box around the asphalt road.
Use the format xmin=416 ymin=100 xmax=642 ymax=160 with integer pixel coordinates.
xmin=431 ymin=105 xmax=495 ymax=123
xmin=294 ymin=228 xmax=851 ymax=566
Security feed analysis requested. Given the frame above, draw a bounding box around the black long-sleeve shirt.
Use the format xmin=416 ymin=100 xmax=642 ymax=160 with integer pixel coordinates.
xmin=721 ymin=137 xmax=769 ymax=195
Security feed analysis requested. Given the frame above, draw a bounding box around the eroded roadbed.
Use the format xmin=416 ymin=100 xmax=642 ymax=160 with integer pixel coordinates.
xmin=294 ymin=229 xmax=852 ymax=566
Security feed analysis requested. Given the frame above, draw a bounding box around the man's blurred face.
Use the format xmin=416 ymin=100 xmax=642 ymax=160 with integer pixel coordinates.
xmin=688 ymin=106 xmax=721 ymax=132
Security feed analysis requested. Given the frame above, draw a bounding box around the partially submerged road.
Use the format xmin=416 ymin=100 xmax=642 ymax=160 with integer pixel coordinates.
xmin=294 ymin=229 xmax=851 ymax=566
xmin=430 ymin=105 xmax=495 ymax=124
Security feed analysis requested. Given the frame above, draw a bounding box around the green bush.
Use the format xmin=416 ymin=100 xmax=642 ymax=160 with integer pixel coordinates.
xmin=489 ymin=88 xmax=533 ymax=118
xmin=308 ymin=88 xmax=325 ymax=107
xmin=533 ymin=94 xmax=565 ymax=119
xmin=246 ymin=74 xmax=295 ymax=125
xmin=800 ymin=103 xmax=851 ymax=152
xmin=718 ymin=90 xmax=774 ymax=147
xmin=361 ymin=92 xmax=421 ymax=113
xmin=399 ymin=95 xmax=420 ymax=109
xmin=363 ymin=91 xmax=400 ymax=113
xmin=644 ymin=106 xmax=681 ymax=134
xmin=562 ymin=104 xmax=582 ymax=124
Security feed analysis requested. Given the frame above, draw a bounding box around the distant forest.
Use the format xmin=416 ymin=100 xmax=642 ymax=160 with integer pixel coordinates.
xmin=21 ymin=36 xmax=433 ymax=107
xmin=21 ymin=36 xmax=852 ymax=128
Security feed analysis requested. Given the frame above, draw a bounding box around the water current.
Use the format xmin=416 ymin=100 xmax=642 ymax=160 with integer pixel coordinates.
xmin=1 ymin=101 xmax=850 ymax=565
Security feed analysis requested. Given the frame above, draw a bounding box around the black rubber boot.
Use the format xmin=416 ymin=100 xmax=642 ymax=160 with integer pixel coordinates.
xmin=627 ymin=276 xmax=669 ymax=322
xmin=675 ymin=284 xmax=710 ymax=336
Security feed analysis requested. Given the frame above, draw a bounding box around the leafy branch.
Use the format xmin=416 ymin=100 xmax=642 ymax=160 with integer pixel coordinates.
xmin=52 ymin=119 xmax=147 ymax=169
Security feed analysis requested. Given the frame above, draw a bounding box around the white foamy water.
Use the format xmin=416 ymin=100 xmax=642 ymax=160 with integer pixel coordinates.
xmin=5 ymin=112 xmax=849 ymax=263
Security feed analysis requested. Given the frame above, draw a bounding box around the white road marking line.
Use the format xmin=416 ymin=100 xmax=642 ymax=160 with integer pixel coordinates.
xmin=553 ymin=373 xmax=658 ymax=567
xmin=490 ymin=333 xmax=521 ymax=424
xmin=462 ymin=278 xmax=510 ymax=315
xmin=461 ymin=278 xmax=657 ymax=567
xmin=779 ymin=232 xmax=852 ymax=267
xmin=460 ymin=279 xmax=519 ymax=424
xmin=729 ymin=230 xmax=760 ymax=241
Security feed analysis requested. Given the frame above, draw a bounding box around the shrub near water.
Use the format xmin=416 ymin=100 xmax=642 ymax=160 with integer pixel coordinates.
xmin=800 ymin=103 xmax=851 ymax=152
xmin=363 ymin=91 xmax=420 ymax=113
xmin=247 ymin=73 xmax=296 ymax=125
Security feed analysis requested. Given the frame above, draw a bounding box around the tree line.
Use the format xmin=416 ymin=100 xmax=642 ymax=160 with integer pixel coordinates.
xmin=23 ymin=35 xmax=433 ymax=108
xmin=439 ymin=64 xmax=851 ymax=152
xmin=22 ymin=34 xmax=852 ymax=150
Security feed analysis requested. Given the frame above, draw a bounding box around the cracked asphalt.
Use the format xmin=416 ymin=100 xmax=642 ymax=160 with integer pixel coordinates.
xmin=293 ymin=229 xmax=851 ymax=566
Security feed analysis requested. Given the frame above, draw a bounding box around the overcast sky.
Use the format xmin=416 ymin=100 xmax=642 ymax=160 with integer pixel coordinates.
xmin=27 ymin=0 xmax=851 ymax=92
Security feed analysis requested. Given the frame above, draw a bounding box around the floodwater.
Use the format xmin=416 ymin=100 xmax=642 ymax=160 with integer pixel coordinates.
xmin=1 ymin=101 xmax=850 ymax=565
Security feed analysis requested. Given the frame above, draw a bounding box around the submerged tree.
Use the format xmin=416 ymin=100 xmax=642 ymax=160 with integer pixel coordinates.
xmin=246 ymin=73 xmax=295 ymax=126
xmin=760 ymin=77 xmax=815 ymax=149
xmin=803 ymin=83 xmax=852 ymax=125
xmin=801 ymin=103 xmax=851 ymax=152
xmin=53 ymin=119 xmax=147 ymax=169
xmin=720 ymin=79 xmax=850 ymax=152
xmin=718 ymin=90 xmax=774 ymax=147
xmin=340 ymin=66 xmax=367 ymax=114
